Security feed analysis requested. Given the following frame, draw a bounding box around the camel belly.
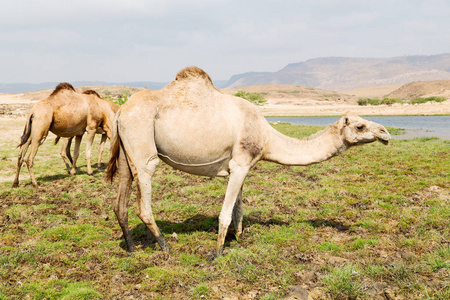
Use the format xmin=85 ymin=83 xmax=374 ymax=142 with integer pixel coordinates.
xmin=157 ymin=152 xmax=231 ymax=177
xmin=50 ymin=122 xmax=86 ymax=137
xmin=50 ymin=109 xmax=89 ymax=137
xmin=154 ymin=114 xmax=234 ymax=177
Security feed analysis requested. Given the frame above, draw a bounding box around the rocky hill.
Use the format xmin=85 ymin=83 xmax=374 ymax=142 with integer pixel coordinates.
xmin=224 ymin=53 xmax=450 ymax=90
xmin=387 ymin=80 xmax=450 ymax=99
xmin=222 ymin=84 xmax=357 ymax=105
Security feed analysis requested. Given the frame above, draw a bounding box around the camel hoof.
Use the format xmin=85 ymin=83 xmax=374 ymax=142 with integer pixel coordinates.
xmin=206 ymin=250 xmax=221 ymax=261
xmin=156 ymin=236 xmax=171 ymax=253
xmin=207 ymin=247 xmax=226 ymax=261
xmin=12 ymin=182 xmax=19 ymax=188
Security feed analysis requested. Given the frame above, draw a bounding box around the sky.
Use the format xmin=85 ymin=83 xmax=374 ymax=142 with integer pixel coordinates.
xmin=1 ymin=0 xmax=449 ymax=84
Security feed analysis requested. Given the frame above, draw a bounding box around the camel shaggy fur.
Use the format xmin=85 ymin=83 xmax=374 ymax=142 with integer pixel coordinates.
xmin=106 ymin=66 xmax=391 ymax=258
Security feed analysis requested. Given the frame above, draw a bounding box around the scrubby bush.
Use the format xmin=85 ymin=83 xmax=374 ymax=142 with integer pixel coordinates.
xmin=367 ymin=98 xmax=381 ymax=105
xmin=357 ymin=96 xmax=446 ymax=106
xmin=381 ymin=98 xmax=401 ymax=105
xmin=357 ymin=98 xmax=368 ymax=106
xmin=234 ymin=90 xmax=267 ymax=106
xmin=411 ymin=96 xmax=446 ymax=104
xmin=424 ymin=96 xmax=446 ymax=102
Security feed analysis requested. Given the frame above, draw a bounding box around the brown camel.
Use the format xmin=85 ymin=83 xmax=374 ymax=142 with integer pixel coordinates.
xmin=13 ymin=84 xmax=116 ymax=187
xmin=106 ymin=66 xmax=391 ymax=258
xmin=55 ymin=90 xmax=119 ymax=173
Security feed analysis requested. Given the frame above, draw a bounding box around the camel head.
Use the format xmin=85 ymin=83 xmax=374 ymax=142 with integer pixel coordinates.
xmin=338 ymin=114 xmax=391 ymax=146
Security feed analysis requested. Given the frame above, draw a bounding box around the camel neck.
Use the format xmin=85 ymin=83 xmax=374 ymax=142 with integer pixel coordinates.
xmin=262 ymin=123 xmax=349 ymax=166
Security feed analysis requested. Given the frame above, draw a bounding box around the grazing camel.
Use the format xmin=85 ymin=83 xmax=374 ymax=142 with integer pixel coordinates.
xmin=55 ymin=131 xmax=108 ymax=174
xmin=106 ymin=66 xmax=391 ymax=258
xmin=13 ymin=84 xmax=116 ymax=187
xmin=55 ymin=90 xmax=119 ymax=173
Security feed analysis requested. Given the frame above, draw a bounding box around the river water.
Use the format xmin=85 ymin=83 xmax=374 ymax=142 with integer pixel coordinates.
xmin=265 ymin=116 xmax=450 ymax=140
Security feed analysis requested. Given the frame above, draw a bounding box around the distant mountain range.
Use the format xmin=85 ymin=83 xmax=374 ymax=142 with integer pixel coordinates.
xmin=2 ymin=53 xmax=450 ymax=93
xmin=224 ymin=53 xmax=450 ymax=90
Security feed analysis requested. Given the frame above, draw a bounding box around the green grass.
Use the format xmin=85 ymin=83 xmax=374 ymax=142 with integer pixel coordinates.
xmin=322 ymin=264 xmax=364 ymax=299
xmin=357 ymin=96 xmax=447 ymax=106
xmin=1 ymin=122 xmax=449 ymax=299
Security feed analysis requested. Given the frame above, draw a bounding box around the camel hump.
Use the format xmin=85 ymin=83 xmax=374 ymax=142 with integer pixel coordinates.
xmin=50 ymin=82 xmax=76 ymax=97
xmin=83 ymin=90 xmax=101 ymax=98
xmin=175 ymin=66 xmax=213 ymax=84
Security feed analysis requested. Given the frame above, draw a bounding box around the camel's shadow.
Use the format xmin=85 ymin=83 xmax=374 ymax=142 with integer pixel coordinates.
xmin=120 ymin=213 xmax=349 ymax=251
xmin=34 ymin=163 xmax=105 ymax=185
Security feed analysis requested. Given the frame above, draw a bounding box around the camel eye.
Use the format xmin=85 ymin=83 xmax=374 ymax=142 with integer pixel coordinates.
xmin=356 ymin=124 xmax=365 ymax=130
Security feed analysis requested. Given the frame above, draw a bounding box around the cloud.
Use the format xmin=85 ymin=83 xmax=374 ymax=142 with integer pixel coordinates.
xmin=1 ymin=0 xmax=449 ymax=83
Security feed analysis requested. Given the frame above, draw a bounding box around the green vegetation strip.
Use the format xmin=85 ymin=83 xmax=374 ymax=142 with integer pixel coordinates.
xmin=357 ymin=96 xmax=447 ymax=106
xmin=1 ymin=124 xmax=449 ymax=299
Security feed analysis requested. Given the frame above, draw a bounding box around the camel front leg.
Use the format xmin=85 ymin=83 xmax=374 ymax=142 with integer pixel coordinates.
xmin=97 ymin=134 xmax=107 ymax=169
xmin=70 ymin=135 xmax=82 ymax=175
xmin=216 ymin=161 xmax=249 ymax=258
xmin=135 ymin=157 xmax=170 ymax=252
xmin=85 ymin=130 xmax=96 ymax=175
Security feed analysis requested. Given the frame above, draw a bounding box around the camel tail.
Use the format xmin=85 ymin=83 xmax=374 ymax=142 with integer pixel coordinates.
xmin=106 ymin=112 xmax=121 ymax=183
xmin=18 ymin=114 xmax=34 ymax=147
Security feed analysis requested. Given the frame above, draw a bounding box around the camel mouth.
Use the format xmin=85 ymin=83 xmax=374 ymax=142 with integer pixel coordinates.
xmin=378 ymin=138 xmax=389 ymax=145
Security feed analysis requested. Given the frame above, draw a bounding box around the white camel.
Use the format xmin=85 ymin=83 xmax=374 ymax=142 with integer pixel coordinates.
xmin=106 ymin=66 xmax=391 ymax=258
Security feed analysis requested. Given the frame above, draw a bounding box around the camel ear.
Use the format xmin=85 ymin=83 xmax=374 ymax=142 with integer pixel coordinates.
xmin=344 ymin=116 xmax=349 ymax=126
xmin=340 ymin=115 xmax=349 ymax=127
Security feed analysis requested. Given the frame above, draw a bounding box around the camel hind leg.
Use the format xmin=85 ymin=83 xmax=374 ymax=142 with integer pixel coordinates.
xmin=118 ymin=116 xmax=170 ymax=252
xmin=97 ymin=133 xmax=107 ymax=169
xmin=19 ymin=116 xmax=51 ymax=187
xmin=134 ymin=156 xmax=170 ymax=252
xmin=85 ymin=129 xmax=96 ymax=175
xmin=12 ymin=140 xmax=31 ymax=187
xmin=69 ymin=135 xmax=82 ymax=175
xmin=24 ymin=132 xmax=49 ymax=187
xmin=59 ymin=137 xmax=73 ymax=174
xmin=114 ymin=145 xmax=134 ymax=252
xmin=232 ymin=187 xmax=244 ymax=239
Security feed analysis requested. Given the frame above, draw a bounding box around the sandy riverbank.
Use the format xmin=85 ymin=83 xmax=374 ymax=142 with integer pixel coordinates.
xmin=259 ymin=100 xmax=450 ymax=116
